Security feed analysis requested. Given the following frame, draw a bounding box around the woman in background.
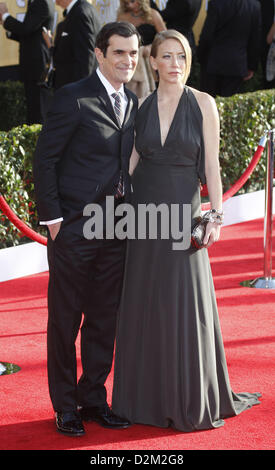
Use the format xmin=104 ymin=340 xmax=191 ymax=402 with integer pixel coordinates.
xmin=117 ymin=0 xmax=166 ymax=97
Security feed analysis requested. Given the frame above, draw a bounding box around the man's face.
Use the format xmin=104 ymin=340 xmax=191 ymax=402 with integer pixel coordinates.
xmin=95 ymin=34 xmax=139 ymax=89
xmin=56 ymin=0 xmax=71 ymax=8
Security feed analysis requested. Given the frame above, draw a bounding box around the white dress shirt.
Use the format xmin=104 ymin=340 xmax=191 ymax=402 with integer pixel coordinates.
xmin=65 ymin=0 xmax=79 ymax=15
xmin=41 ymin=68 xmax=128 ymax=225
xmin=2 ymin=12 xmax=10 ymax=23
xmin=96 ymin=67 xmax=128 ymax=120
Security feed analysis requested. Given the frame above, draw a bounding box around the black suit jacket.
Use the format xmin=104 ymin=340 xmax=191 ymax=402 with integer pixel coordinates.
xmin=53 ymin=0 xmax=101 ymax=89
xmin=33 ymin=72 xmax=138 ymax=234
xmin=259 ymin=0 xmax=275 ymax=57
xmin=161 ymin=0 xmax=202 ymax=33
xmin=198 ymin=0 xmax=261 ymax=77
xmin=161 ymin=0 xmax=202 ymax=49
xmin=4 ymin=0 xmax=55 ymax=81
xmin=259 ymin=0 xmax=274 ymax=38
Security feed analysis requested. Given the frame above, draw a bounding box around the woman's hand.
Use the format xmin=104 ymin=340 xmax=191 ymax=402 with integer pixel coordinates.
xmin=267 ymin=22 xmax=275 ymax=45
xmin=203 ymin=222 xmax=221 ymax=248
xmin=42 ymin=27 xmax=53 ymax=49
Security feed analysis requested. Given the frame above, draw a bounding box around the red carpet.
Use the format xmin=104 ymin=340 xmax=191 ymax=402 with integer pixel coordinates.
xmin=0 ymin=217 xmax=274 ymax=450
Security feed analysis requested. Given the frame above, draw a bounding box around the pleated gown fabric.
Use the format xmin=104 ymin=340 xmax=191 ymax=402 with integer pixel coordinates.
xmin=111 ymin=87 xmax=260 ymax=432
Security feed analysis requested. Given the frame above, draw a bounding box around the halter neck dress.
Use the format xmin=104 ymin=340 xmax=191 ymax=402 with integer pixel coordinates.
xmin=111 ymin=88 xmax=260 ymax=431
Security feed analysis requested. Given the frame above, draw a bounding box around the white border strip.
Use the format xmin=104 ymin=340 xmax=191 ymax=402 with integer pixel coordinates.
xmin=222 ymin=188 xmax=275 ymax=226
xmin=0 ymin=241 xmax=48 ymax=283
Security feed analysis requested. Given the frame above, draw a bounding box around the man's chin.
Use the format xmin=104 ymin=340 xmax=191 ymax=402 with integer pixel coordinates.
xmin=120 ymin=71 xmax=135 ymax=84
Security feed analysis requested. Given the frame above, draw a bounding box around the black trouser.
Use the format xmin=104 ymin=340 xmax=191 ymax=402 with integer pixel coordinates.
xmin=40 ymin=87 xmax=54 ymax=122
xmin=23 ymin=79 xmax=43 ymax=125
xmin=46 ymin=226 xmax=126 ymax=412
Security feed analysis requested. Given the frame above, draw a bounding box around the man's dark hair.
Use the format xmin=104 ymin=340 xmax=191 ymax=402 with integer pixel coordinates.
xmin=95 ymin=21 xmax=141 ymax=57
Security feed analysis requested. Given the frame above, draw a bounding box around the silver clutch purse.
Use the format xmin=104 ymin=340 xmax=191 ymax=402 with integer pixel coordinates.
xmin=191 ymin=216 xmax=208 ymax=250
xmin=191 ymin=210 xmax=224 ymax=249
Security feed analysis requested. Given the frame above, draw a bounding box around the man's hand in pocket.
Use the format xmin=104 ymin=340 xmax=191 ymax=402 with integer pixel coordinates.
xmin=48 ymin=222 xmax=61 ymax=241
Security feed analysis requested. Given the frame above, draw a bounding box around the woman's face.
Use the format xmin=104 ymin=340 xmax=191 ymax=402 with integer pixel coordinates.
xmin=124 ymin=0 xmax=140 ymax=13
xmin=150 ymin=39 xmax=186 ymax=85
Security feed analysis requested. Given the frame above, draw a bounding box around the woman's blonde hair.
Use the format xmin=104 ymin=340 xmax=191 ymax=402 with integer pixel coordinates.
xmin=118 ymin=0 xmax=152 ymax=23
xmin=150 ymin=30 xmax=192 ymax=85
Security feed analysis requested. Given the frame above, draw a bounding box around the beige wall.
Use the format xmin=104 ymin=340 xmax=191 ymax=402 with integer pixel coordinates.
xmin=0 ymin=0 xmax=207 ymax=67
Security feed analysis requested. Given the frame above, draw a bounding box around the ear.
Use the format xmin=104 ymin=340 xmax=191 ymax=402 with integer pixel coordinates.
xmin=95 ymin=47 xmax=104 ymax=65
xmin=149 ymin=55 xmax=157 ymax=71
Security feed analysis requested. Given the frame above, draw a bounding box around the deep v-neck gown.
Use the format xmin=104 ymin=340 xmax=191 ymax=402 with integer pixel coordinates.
xmin=111 ymin=88 xmax=260 ymax=432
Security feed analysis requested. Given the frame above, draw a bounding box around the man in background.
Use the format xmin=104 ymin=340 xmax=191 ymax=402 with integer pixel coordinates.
xmin=259 ymin=0 xmax=275 ymax=89
xmin=198 ymin=0 xmax=261 ymax=97
xmin=49 ymin=0 xmax=101 ymax=89
xmin=160 ymin=0 xmax=202 ymax=54
xmin=0 ymin=0 xmax=54 ymax=124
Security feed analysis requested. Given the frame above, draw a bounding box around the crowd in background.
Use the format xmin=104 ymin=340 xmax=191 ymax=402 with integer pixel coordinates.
xmin=0 ymin=0 xmax=274 ymax=125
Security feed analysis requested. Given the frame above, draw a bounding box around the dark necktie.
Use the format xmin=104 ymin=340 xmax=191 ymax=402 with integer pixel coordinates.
xmin=111 ymin=92 xmax=123 ymax=127
xmin=111 ymin=93 xmax=125 ymax=198
xmin=63 ymin=9 xmax=67 ymax=17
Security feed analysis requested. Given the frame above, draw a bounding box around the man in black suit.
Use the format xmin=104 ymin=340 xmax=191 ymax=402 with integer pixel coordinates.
xmin=198 ymin=0 xmax=262 ymax=97
xmin=259 ymin=0 xmax=275 ymax=88
xmin=0 ymin=0 xmax=55 ymax=124
xmin=160 ymin=0 xmax=202 ymax=53
xmin=150 ymin=0 xmax=161 ymax=13
xmin=33 ymin=21 xmax=140 ymax=437
xmin=52 ymin=0 xmax=101 ymax=89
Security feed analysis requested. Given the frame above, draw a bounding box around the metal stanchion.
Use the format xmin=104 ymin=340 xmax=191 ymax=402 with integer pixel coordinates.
xmin=241 ymin=129 xmax=275 ymax=289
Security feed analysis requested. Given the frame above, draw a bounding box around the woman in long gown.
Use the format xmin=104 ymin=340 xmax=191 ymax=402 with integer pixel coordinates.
xmin=117 ymin=0 xmax=166 ymax=97
xmin=112 ymin=29 xmax=261 ymax=432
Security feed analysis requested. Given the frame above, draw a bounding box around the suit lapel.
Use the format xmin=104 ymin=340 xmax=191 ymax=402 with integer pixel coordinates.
xmin=122 ymin=88 xmax=134 ymax=129
xmin=87 ymin=72 xmax=135 ymax=130
xmin=66 ymin=0 xmax=82 ymax=18
xmin=86 ymin=72 xmax=119 ymax=127
xmin=97 ymin=92 xmax=119 ymax=126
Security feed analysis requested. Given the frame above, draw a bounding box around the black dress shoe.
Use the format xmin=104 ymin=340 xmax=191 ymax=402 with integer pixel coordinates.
xmin=80 ymin=404 xmax=131 ymax=429
xmin=55 ymin=411 xmax=85 ymax=436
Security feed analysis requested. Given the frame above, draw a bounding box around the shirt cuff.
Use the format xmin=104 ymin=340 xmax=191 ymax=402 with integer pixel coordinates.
xmin=40 ymin=218 xmax=63 ymax=225
xmin=2 ymin=13 xmax=10 ymax=23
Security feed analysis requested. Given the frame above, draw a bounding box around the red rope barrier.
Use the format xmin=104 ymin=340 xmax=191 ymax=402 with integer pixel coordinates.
xmin=0 ymin=135 xmax=267 ymax=245
xmin=0 ymin=194 xmax=47 ymax=246
xmin=201 ymin=136 xmax=267 ymax=211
